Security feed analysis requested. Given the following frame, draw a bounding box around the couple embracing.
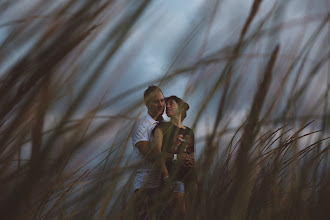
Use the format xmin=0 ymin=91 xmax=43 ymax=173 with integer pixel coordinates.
xmin=132 ymin=85 xmax=197 ymax=219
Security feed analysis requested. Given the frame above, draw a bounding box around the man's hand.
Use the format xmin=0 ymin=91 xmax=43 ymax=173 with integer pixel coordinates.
xmin=161 ymin=175 xmax=172 ymax=191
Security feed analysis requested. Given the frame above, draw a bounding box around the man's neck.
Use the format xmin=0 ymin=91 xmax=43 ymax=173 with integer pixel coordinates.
xmin=148 ymin=111 xmax=160 ymax=121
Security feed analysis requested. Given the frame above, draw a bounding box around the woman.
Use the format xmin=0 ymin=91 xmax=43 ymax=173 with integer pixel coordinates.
xmin=152 ymin=95 xmax=196 ymax=219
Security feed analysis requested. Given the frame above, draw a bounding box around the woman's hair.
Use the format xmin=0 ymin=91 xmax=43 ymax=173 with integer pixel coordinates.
xmin=165 ymin=95 xmax=189 ymax=121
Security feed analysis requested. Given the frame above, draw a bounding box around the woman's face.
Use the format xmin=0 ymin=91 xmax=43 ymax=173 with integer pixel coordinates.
xmin=165 ymin=99 xmax=179 ymax=118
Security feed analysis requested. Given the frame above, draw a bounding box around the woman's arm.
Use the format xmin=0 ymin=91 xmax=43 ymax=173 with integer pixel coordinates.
xmin=152 ymin=127 xmax=169 ymax=178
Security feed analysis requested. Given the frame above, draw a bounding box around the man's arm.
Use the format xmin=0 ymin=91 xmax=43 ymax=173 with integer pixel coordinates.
xmin=134 ymin=134 xmax=173 ymax=164
xmin=132 ymin=119 xmax=156 ymax=160
xmin=152 ymin=127 xmax=169 ymax=177
xmin=162 ymin=152 xmax=175 ymax=163
xmin=135 ymin=141 xmax=153 ymax=159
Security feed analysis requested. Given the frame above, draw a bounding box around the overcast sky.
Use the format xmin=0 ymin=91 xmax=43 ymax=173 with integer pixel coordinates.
xmin=1 ymin=0 xmax=329 ymax=162
xmin=96 ymin=0 xmax=329 ymax=121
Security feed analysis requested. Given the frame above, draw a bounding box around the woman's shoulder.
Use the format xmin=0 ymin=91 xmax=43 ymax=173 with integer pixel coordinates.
xmin=152 ymin=122 xmax=172 ymax=135
xmin=182 ymin=125 xmax=193 ymax=131
xmin=182 ymin=126 xmax=194 ymax=135
xmin=155 ymin=121 xmax=172 ymax=129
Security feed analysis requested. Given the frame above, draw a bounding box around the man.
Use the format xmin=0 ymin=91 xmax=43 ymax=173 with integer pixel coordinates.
xmin=131 ymin=85 xmax=165 ymax=219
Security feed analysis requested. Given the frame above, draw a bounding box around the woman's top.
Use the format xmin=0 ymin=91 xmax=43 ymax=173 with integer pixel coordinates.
xmin=153 ymin=122 xmax=195 ymax=182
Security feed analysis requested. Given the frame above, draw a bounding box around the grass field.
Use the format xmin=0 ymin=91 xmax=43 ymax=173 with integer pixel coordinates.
xmin=0 ymin=0 xmax=329 ymax=219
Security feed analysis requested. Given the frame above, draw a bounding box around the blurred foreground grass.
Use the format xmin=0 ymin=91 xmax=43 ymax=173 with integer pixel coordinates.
xmin=0 ymin=0 xmax=329 ymax=219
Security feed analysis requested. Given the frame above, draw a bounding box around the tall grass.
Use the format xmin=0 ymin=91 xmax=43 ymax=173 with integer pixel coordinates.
xmin=0 ymin=0 xmax=329 ymax=219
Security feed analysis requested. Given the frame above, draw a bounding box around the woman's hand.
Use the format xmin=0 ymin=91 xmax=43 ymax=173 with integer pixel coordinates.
xmin=178 ymin=153 xmax=195 ymax=168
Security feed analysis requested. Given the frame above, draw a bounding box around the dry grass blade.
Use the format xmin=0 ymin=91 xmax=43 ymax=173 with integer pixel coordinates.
xmin=0 ymin=0 xmax=329 ymax=219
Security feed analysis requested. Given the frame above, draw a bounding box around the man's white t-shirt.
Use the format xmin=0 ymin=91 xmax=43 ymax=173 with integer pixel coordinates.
xmin=132 ymin=112 xmax=162 ymax=191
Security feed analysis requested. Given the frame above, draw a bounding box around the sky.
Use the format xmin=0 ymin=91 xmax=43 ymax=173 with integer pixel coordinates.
xmin=82 ymin=0 xmax=329 ymax=161
xmin=96 ymin=0 xmax=328 ymax=123
xmin=1 ymin=0 xmax=329 ymax=165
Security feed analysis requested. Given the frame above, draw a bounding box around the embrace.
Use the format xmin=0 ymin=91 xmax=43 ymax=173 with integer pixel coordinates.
xmin=131 ymin=85 xmax=198 ymax=219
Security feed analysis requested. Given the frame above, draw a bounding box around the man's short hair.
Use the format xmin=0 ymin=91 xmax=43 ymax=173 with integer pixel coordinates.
xmin=144 ymin=85 xmax=163 ymax=105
